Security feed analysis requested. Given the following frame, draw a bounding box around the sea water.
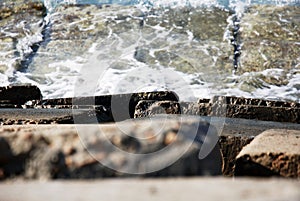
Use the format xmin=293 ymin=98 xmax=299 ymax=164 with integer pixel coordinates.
xmin=0 ymin=0 xmax=299 ymax=102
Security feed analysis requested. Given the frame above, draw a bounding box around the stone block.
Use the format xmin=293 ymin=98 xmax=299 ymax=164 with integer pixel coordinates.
xmin=235 ymin=129 xmax=300 ymax=177
xmin=134 ymin=96 xmax=300 ymax=123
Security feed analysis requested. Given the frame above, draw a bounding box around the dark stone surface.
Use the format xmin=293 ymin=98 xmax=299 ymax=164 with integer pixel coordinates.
xmin=135 ymin=99 xmax=300 ymax=176
xmin=43 ymin=91 xmax=179 ymax=121
xmin=1 ymin=112 xmax=299 ymax=177
xmin=42 ymin=91 xmax=179 ymax=106
xmin=0 ymin=91 xmax=179 ymax=124
xmin=134 ymin=96 xmax=300 ymax=123
xmin=0 ymin=85 xmax=42 ymax=105
xmin=0 ymin=109 xmax=75 ymax=125
xmin=220 ymin=118 xmax=300 ymax=176
xmin=1 ymin=87 xmax=300 ymax=177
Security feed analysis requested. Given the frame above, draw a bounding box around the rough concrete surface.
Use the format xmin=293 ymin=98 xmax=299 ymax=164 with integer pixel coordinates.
xmin=1 ymin=109 xmax=300 ymax=177
xmin=0 ymin=117 xmax=223 ymax=179
xmin=0 ymin=178 xmax=299 ymax=201
xmin=235 ymin=129 xmax=300 ymax=177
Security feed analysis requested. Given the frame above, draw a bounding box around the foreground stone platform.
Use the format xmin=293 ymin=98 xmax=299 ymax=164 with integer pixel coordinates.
xmin=0 ymin=178 xmax=299 ymax=201
xmin=235 ymin=129 xmax=300 ymax=178
xmin=1 ymin=115 xmax=299 ymax=179
xmin=0 ymin=117 xmax=223 ymax=179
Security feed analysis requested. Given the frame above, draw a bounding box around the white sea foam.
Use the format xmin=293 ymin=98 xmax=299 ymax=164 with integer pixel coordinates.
xmin=0 ymin=0 xmax=299 ymax=103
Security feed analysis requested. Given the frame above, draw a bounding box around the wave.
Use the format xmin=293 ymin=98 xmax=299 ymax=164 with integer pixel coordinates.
xmin=1 ymin=0 xmax=299 ymax=102
xmin=43 ymin=0 xmax=300 ymax=11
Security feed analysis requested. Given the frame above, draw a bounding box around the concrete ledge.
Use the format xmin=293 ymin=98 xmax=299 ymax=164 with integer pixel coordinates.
xmin=0 ymin=178 xmax=299 ymax=201
xmin=235 ymin=129 xmax=300 ymax=177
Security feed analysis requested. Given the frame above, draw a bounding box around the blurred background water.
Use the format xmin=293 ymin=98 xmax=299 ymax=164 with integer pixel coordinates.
xmin=0 ymin=0 xmax=299 ymax=102
xmin=44 ymin=0 xmax=300 ymax=8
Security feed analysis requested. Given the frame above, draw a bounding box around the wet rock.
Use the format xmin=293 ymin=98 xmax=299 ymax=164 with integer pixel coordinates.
xmin=145 ymin=7 xmax=229 ymax=41
xmin=224 ymin=5 xmax=300 ymax=98
xmin=0 ymin=85 xmax=42 ymax=106
xmin=45 ymin=91 xmax=179 ymax=120
xmin=239 ymin=5 xmax=300 ymax=73
xmin=0 ymin=91 xmax=179 ymax=125
xmin=0 ymin=0 xmax=46 ymax=72
xmin=229 ymin=5 xmax=300 ymax=98
xmin=28 ymin=4 xmax=233 ymax=87
xmin=137 ymin=7 xmax=233 ymax=75
xmin=0 ymin=117 xmax=222 ymax=179
xmin=28 ymin=4 xmax=143 ymax=77
xmin=235 ymin=129 xmax=300 ymax=178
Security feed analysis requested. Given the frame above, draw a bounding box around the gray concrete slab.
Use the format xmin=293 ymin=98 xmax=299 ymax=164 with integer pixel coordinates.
xmin=0 ymin=177 xmax=299 ymax=201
